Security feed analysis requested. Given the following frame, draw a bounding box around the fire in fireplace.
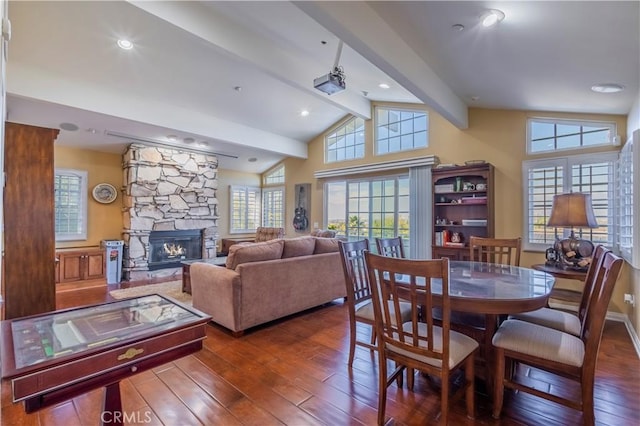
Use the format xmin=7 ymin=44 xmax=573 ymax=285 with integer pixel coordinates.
xmin=148 ymin=230 xmax=203 ymax=270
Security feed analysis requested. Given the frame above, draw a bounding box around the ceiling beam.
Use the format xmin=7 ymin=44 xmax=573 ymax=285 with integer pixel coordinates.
xmin=129 ymin=0 xmax=372 ymax=120
xmin=295 ymin=1 xmax=468 ymax=129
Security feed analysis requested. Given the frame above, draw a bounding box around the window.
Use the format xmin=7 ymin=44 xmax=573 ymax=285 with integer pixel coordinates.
xmin=527 ymin=117 xmax=616 ymax=154
xmin=262 ymin=187 xmax=284 ymax=228
xmin=325 ymin=116 xmax=365 ymax=163
xmin=325 ymin=175 xmax=410 ymax=253
xmin=375 ymin=107 xmax=428 ymax=155
xmin=617 ymin=133 xmax=639 ymax=268
xmin=54 ymin=169 xmax=88 ymax=241
xmin=262 ymin=165 xmax=285 ymax=228
xmin=263 ymin=164 xmax=285 ymax=185
xmin=229 ymin=186 xmax=261 ymax=233
xmin=522 ymin=153 xmax=616 ymax=251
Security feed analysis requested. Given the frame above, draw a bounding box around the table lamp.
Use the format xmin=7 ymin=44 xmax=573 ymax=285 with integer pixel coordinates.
xmin=547 ymin=192 xmax=599 ymax=270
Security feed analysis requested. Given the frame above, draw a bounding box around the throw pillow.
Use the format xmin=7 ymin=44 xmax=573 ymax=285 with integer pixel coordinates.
xmin=226 ymin=239 xmax=285 ymax=269
xmin=313 ymin=237 xmax=340 ymax=254
xmin=282 ymin=236 xmax=316 ymax=258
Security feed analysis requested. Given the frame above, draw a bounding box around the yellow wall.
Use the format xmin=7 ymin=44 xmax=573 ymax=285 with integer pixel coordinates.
xmin=54 ymin=146 xmax=123 ymax=248
xmin=280 ymin=103 xmax=630 ymax=313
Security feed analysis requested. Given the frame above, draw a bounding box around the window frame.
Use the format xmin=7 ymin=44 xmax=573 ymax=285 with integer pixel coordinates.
xmin=324 ymin=174 xmax=410 ymax=253
xmin=522 ymin=153 xmax=617 ymax=252
xmin=374 ymin=106 xmax=428 ymax=156
xmin=617 ymin=133 xmax=640 ymax=268
xmin=229 ymin=185 xmax=261 ymax=234
xmin=262 ymin=186 xmax=285 ymax=229
xmin=54 ymin=168 xmax=88 ymax=242
xmin=526 ymin=117 xmax=617 ymax=155
xmin=263 ymin=164 xmax=285 ymax=185
xmin=324 ymin=116 xmax=366 ymax=164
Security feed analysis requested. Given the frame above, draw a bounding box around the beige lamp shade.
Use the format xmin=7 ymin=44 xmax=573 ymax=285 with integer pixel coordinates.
xmin=547 ymin=193 xmax=599 ymax=228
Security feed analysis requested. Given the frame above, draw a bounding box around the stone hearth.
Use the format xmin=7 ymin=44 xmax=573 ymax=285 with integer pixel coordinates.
xmin=122 ymin=144 xmax=218 ymax=281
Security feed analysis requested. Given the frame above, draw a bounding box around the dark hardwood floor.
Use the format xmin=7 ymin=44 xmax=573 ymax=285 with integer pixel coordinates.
xmin=2 ymin=282 xmax=639 ymax=425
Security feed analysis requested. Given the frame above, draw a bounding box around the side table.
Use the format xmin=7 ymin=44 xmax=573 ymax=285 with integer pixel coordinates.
xmin=531 ymin=264 xmax=587 ymax=304
xmin=182 ymin=257 xmax=227 ymax=294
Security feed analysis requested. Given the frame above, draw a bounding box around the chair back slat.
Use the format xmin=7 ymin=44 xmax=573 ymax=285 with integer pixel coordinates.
xmin=581 ymin=251 xmax=623 ymax=369
xmin=339 ymin=240 xmax=372 ymax=306
xmin=375 ymin=236 xmax=406 ymax=259
xmin=577 ymin=244 xmax=607 ymax=323
xmin=469 ymin=236 xmax=522 ymax=266
xmin=365 ymin=252 xmax=450 ymax=368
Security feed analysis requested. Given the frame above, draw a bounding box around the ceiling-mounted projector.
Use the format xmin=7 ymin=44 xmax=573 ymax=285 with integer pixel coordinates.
xmin=314 ymin=40 xmax=346 ymax=95
xmin=314 ymin=67 xmax=345 ymax=95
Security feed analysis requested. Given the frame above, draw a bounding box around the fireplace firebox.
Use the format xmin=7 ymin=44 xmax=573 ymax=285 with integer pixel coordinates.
xmin=148 ymin=230 xmax=203 ymax=270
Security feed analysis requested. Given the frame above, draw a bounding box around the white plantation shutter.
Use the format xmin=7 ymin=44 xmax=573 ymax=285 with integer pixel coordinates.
xmin=523 ymin=153 xmax=616 ymax=251
xmin=230 ymin=186 xmax=261 ymax=233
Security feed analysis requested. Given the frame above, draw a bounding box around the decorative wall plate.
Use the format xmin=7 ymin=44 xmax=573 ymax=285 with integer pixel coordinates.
xmin=92 ymin=183 xmax=117 ymax=204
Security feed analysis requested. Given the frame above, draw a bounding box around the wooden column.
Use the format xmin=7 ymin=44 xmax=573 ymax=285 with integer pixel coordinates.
xmin=3 ymin=122 xmax=59 ymax=319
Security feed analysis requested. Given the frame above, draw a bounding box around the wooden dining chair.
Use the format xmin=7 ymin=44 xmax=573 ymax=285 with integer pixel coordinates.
xmin=365 ymin=252 xmax=478 ymax=425
xmin=469 ymin=236 xmax=522 ymax=266
xmin=375 ymin=236 xmax=406 ymax=258
xmin=338 ymin=239 xmax=412 ymax=368
xmin=509 ymin=245 xmax=608 ymax=336
xmin=437 ymin=236 xmax=522 ymax=366
xmin=492 ymin=250 xmax=623 ymax=425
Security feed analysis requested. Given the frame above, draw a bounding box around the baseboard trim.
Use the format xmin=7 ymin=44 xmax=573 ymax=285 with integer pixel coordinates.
xmin=609 ymin=312 xmax=640 ymax=359
xmin=547 ymin=301 xmax=640 ymax=359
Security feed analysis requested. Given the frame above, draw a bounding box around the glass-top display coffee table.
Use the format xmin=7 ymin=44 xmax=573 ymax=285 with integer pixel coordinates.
xmin=1 ymin=295 xmax=211 ymax=425
xmin=181 ymin=257 xmax=227 ymax=294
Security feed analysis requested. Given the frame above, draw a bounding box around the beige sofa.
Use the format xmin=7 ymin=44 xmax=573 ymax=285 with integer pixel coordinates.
xmin=190 ymin=237 xmax=346 ymax=335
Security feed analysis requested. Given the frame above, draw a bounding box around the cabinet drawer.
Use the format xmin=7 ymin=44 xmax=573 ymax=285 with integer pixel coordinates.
xmin=11 ymin=325 xmax=206 ymax=401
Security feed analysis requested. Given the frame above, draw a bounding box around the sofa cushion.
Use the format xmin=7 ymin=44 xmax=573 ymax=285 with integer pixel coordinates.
xmin=282 ymin=236 xmax=316 ymax=258
xmin=314 ymin=237 xmax=340 ymax=254
xmin=226 ymin=239 xmax=285 ymax=269
xmin=311 ymin=229 xmax=337 ymax=238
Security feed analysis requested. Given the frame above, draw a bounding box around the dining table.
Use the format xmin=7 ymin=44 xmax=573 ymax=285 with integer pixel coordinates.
xmin=444 ymin=260 xmax=555 ymax=314
xmin=393 ymin=260 xmax=556 ymax=393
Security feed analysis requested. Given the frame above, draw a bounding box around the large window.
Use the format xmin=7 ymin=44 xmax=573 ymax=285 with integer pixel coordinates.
xmin=54 ymin=169 xmax=88 ymax=241
xmin=325 ymin=116 xmax=365 ymax=163
xmin=229 ymin=186 xmax=261 ymax=233
xmin=527 ymin=117 xmax=616 ymax=154
xmin=523 ymin=154 xmax=616 ymax=251
xmin=325 ymin=175 xmax=410 ymax=252
xmin=375 ymin=107 xmax=428 ymax=155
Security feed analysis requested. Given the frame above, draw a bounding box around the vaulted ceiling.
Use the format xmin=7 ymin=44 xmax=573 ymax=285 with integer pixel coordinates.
xmin=6 ymin=1 xmax=639 ymax=172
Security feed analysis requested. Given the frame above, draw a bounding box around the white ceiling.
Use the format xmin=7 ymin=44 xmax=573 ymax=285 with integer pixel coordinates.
xmin=5 ymin=1 xmax=639 ymax=173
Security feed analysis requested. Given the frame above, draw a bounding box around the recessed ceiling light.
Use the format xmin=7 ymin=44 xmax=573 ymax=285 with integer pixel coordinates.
xmin=481 ymin=9 xmax=505 ymax=27
xmin=234 ymin=86 xmax=242 ymax=92
xmin=167 ymin=135 xmax=178 ymax=142
xmin=248 ymin=157 xmax=258 ymax=162
xmin=86 ymin=128 xmax=98 ymax=134
xmin=591 ymin=83 xmax=624 ymax=93
xmin=452 ymin=24 xmax=465 ymax=32
xmin=183 ymin=137 xmax=195 ymax=144
xmin=197 ymin=141 xmax=209 ymax=147
xmin=59 ymin=122 xmax=79 ymax=131
xmin=117 ymin=39 xmax=133 ymax=50
xmin=471 ymin=96 xmax=480 ymax=101
xmin=379 ymin=83 xmax=390 ymax=89
xmin=300 ymin=110 xmax=310 ymax=117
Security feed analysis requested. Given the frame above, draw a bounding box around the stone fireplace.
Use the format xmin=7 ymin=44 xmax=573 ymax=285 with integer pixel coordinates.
xmin=122 ymin=144 xmax=218 ymax=281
